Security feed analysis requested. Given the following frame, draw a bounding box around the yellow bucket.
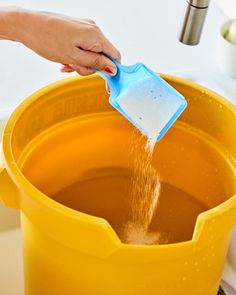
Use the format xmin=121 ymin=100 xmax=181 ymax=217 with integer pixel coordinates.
xmin=0 ymin=74 xmax=236 ymax=295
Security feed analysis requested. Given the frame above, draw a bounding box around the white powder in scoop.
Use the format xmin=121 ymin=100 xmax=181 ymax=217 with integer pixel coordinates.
xmin=117 ymin=76 xmax=182 ymax=140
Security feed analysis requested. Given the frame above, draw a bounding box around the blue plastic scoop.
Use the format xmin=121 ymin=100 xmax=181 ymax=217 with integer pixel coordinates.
xmin=97 ymin=61 xmax=187 ymax=141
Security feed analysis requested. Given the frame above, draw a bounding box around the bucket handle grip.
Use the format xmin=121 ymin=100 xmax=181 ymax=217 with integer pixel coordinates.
xmin=0 ymin=143 xmax=19 ymax=209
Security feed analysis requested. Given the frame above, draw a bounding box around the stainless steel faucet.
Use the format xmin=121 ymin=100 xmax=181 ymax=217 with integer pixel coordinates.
xmin=179 ymin=0 xmax=211 ymax=45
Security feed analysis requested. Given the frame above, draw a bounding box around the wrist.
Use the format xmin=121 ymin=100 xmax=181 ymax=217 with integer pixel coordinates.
xmin=0 ymin=7 xmax=24 ymax=41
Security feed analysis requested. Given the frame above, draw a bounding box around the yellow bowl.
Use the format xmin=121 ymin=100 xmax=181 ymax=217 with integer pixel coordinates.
xmin=0 ymin=74 xmax=236 ymax=295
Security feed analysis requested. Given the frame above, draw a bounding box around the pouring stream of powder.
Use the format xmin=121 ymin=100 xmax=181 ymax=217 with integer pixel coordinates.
xmin=120 ymin=132 xmax=162 ymax=245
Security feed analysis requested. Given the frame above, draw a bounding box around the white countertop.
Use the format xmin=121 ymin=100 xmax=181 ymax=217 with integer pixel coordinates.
xmin=0 ymin=1 xmax=236 ymax=294
xmin=0 ymin=229 xmax=24 ymax=295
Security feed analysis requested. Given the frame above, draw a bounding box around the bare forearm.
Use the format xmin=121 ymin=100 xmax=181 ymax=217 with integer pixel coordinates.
xmin=0 ymin=7 xmax=22 ymax=41
xmin=0 ymin=7 xmax=120 ymax=76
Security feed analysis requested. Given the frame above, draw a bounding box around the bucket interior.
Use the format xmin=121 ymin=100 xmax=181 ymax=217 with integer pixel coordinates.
xmin=10 ymin=76 xmax=236 ymax=244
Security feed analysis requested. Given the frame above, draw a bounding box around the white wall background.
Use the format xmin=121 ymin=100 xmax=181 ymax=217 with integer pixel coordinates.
xmin=215 ymin=0 xmax=236 ymax=18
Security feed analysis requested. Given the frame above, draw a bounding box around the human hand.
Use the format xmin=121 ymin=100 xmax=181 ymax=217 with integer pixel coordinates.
xmin=12 ymin=8 xmax=121 ymax=76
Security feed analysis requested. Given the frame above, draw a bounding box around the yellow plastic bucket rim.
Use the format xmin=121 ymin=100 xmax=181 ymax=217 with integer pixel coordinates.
xmin=2 ymin=74 xmax=236 ymax=249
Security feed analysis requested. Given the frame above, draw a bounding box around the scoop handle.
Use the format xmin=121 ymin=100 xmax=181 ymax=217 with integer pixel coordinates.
xmin=94 ymin=60 xmax=123 ymax=100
